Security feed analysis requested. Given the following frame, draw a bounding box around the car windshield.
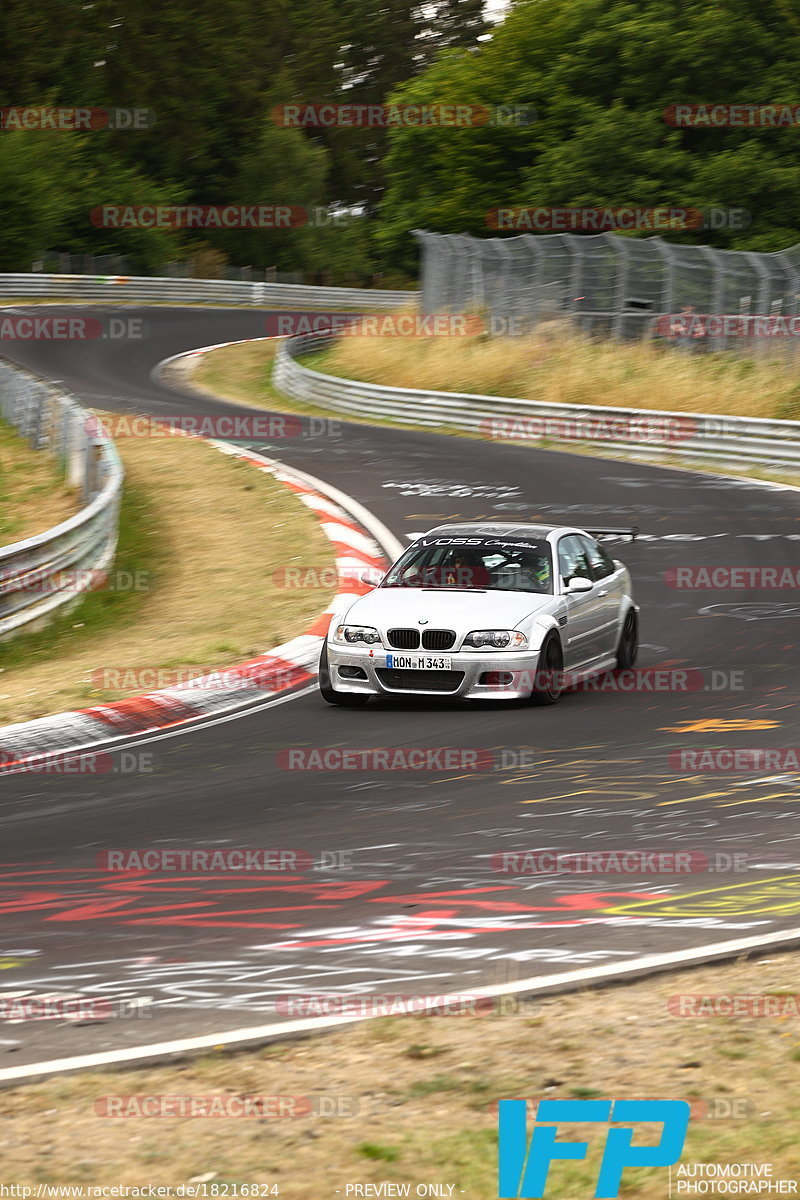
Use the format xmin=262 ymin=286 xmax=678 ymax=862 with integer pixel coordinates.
xmin=382 ymin=537 xmax=553 ymax=594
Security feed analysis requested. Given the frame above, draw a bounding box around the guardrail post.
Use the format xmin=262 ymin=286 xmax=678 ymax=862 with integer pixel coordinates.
xmin=10 ymin=372 xmax=28 ymax=433
xmin=84 ymin=438 xmax=105 ymax=503
xmin=66 ymin=407 xmax=86 ymax=490
xmin=56 ymin=398 xmax=70 ymax=475
xmin=29 ymin=384 xmax=48 ymax=449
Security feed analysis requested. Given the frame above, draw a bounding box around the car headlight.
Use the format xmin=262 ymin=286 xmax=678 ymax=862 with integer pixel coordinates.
xmin=463 ymin=629 xmax=528 ymax=650
xmin=333 ymin=624 xmax=382 ymax=646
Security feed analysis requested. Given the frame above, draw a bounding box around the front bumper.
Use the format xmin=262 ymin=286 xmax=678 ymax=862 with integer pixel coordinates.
xmin=326 ymin=642 xmax=545 ymax=700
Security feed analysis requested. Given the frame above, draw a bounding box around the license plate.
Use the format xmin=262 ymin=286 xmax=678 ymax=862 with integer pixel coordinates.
xmin=386 ymin=654 xmax=452 ymax=670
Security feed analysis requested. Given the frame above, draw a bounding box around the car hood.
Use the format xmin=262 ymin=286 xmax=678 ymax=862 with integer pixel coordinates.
xmin=336 ymin=587 xmax=557 ymax=633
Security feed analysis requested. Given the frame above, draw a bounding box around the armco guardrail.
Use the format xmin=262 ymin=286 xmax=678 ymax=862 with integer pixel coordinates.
xmin=273 ymin=333 xmax=800 ymax=469
xmin=0 ymin=360 xmax=123 ymax=639
xmin=0 ymin=273 xmax=415 ymax=310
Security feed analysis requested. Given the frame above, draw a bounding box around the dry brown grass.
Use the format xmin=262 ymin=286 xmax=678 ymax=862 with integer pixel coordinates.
xmin=188 ymin=338 xmax=800 ymax=490
xmin=0 ymin=951 xmax=798 ymax=1196
xmin=0 ymin=419 xmax=79 ymax=544
xmin=0 ymin=429 xmax=335 ymax=723
xmin=176 ymin=339 xmax=283 ymax=409
xmin=320 ymin=323 xmax=800 ymax=420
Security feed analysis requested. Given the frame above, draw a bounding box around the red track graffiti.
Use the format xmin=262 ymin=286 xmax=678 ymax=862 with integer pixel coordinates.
xmin=0 ymin=866 xmax=662 ymax=935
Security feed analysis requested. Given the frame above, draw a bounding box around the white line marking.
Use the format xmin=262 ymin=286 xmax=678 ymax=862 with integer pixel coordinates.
xmin=2 ymin=925 xmax=799 ymax=1083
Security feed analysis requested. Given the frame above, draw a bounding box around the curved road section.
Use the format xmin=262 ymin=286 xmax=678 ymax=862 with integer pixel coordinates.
xmin=0 ymin=305 xmax=798 ymax=1076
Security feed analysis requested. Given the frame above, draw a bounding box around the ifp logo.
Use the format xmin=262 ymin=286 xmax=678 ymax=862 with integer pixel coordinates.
xmin=498 ymin=1099 xmax=690 ymax=1198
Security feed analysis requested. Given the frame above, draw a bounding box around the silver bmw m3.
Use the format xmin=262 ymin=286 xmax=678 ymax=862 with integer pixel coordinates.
xmin=319 ymin=522 xmax=639 ymax=706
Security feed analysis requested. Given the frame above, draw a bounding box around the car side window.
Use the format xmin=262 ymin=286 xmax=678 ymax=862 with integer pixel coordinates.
xmin=580 ymin=535 xmax=616 ymax=580
xmin=557 ymin=535 xmax=593 ymax=586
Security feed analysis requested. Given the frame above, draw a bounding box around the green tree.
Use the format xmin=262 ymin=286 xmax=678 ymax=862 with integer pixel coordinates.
xmin=278 ymin=0 xmax=488 ymax=213
xmin=379 ymin=0 xmax=800 ymax=266
xmin=62 ymin=151 xmax=187 ymax=274
xmin=0 ymin=0 xmax=109 ymax=107
xmin=0 ymin=127 xmax=183 ymax=272
xmin=0 ymin=0 xmax=486 ymax=274
xmin=212 ymin=122 xmax=329 ymax=273
xmin=0 ymin=131 xmax=85 ymax=269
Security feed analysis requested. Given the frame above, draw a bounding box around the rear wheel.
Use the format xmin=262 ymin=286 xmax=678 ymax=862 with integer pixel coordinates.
xmin=530 ymin=634 xmax=564 ymax=705
xmin=615 ymin=609 xmax=639 ymax=670
xmin=319 ymin=644 xmax=370 ymax=707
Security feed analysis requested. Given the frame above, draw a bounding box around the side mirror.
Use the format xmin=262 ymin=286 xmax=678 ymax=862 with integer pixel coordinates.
xmin=359 ymin=567 xmax=385 ymax=587
xmin=566 ymin=576 xmax=593 ymax=594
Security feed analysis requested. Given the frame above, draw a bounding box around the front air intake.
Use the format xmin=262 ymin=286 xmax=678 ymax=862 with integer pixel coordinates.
xmin=387 ymin=628 xmax=420 ymax=650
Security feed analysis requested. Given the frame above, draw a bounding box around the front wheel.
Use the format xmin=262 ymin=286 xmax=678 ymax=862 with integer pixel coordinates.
xmin=615 ymin=608 xmax=639 ymax=670
xmin=530 ymin=634 xmax=564 ymax=706
xmin=318 ymin=644 xmax=370 ymax=707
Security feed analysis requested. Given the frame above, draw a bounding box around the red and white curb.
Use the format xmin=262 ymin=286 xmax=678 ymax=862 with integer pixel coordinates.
xmin=0 ymin=446 xmax=402 ymax=771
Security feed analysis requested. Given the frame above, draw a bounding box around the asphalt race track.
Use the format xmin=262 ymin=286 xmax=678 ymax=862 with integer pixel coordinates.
xmin=0 ymin=305 xmax=799 ymax=1071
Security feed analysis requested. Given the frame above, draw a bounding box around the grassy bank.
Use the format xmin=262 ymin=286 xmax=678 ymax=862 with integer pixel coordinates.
xmin=187 ymin=330 xmax=800 ymax=427
xmin=188 ymin=336 xmax=800 ymax=488
xmin=177 ymin=339 xmax=287 ymax=409
xmin=315 ymin=323 xmax=800 ymax=420
xmin=0 ymin=424 xmax=336 ymax=723
xmin=0 ymin=419 xmax=79 ymax=544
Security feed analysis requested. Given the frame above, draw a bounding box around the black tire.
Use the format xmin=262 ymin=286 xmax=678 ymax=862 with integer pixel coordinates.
xmin=318 ymin=644 xmax=370 ymax=707
xmin=615 ymin=608 xmax=639 ymax=670
xmin=530 ymin=634 xmax=564 ymax=706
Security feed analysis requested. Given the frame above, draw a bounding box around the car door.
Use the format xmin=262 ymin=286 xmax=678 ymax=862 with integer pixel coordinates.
xmin=579 ymin=534 xmax=624 ymax=656
xmin=556 ymin=534 xmax=606 ymax=668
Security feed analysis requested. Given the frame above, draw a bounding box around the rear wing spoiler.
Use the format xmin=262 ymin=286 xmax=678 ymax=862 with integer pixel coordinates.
xmin=582 ymin=525 xmax=639 ymax=541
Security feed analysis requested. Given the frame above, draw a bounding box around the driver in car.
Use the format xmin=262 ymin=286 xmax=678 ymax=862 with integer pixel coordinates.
xmin=493 ymin=552 xmax=551 ymax=592
xmin=445 ymin=548 xmax=491 ymax=588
